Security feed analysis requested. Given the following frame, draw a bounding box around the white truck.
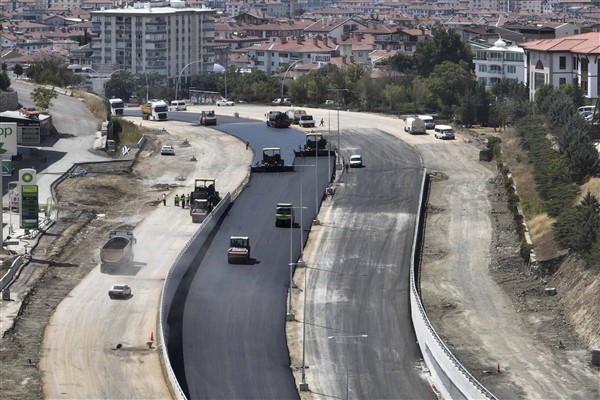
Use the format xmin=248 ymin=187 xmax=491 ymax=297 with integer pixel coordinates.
xmin=100 ymin=231 xmax=136 ymax=273
xmin=286 ymin=108 xmax=307 ymax=124
xmin=109 ymin=98 xmax=125 ymax=116
xmin=141 ymin=99 xmax=168 ymax=121
xmin=404 ymin=116 xmax=426 ymax=134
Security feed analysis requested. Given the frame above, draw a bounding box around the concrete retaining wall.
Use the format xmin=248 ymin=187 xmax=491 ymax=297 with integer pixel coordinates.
xmin=159 ymin=193 xmax=232 ymax=399
xmin=0 ymin=256 xmax=23 ymax=292
xmin=410 ymin=171 xmax=496 ymax=400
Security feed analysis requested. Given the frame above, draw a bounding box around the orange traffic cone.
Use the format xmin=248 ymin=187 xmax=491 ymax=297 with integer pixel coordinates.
xmin=496 ymin=363 xmax=501 ymax=373
xmin=150 ymin=332 xmax=154 ymax=342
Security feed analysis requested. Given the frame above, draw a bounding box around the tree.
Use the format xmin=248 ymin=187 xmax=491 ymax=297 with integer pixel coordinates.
xmin=535 ymin=84 xmax=556 ymax=113
xmin=560 ymin=82 xmax=585 ymax=109
xmin=458 ymin=88 xmax=478 ymax=127
xmin=13 ymin=64 xmax=24 ymax=78
xmin=562 ymin=115 xmax=600 ymax=183
xmin=424 ymin=61 xmax=475 ymax=117
xmin=26 ymin=56 xmax=81 ymax=87
xmin=386 ymin=52 xmax=414 ymax=73
xmin=413 ymin=29 xmax=473 ymax=77
xmin=543 ymin=90 xmax=576 ymax=127
xmin=31 ymin=87 xmax=58 ymax=112
xmin=0 ymin=72 xmax=10 ymax=91
xmin=104 ymin=71 xmax=136 ymax=101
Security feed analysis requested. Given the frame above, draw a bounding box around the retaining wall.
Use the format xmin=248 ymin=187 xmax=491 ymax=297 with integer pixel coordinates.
xmin=410 ymin=170 xmax=496 ymax=400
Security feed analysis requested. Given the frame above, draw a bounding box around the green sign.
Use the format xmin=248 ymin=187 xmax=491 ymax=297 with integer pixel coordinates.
xmin=2 ymin=159 xmax=11 ymax=176
xmin=20 ymin=185 xmax=39 ymax=229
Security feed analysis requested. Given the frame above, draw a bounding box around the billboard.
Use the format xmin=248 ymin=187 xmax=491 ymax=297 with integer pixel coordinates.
xmin=0 ymin=122 xmax=18 ymax=156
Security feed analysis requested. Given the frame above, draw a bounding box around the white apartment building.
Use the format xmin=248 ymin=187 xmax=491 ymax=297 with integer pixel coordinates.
xmin=472 ymin=38 xmax=525 ymax=89
xmin=90 ymin=1 xmax=216 ymax=88
xmin=521 ymin=32 xmax=600 ymax=100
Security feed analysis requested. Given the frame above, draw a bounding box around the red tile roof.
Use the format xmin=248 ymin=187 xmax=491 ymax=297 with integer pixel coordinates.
xmin=520 ymin=32 xmax=600 ymax=54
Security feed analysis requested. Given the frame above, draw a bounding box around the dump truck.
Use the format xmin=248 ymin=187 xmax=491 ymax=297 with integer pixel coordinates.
xmin=294 ymin=133 xmax=334 ymax=157
xmin=199 ymin=110 xmax=217 ymax=126
xmin=275 ymin=203 xmax=295 ymax=227
xmin=251 ymin=147 xmax=295 ymax=172
xmin=100 ymin=231 xmax=136 ymax=273
xmin=227 ymin=236 xmax=251 ymax=264
xmin=140 ymin=99 xmax=168 ymax=121
xmin=190 ymin=178 xmax=221 ymax=223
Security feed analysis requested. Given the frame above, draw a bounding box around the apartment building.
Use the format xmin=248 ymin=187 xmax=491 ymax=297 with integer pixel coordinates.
xmin=90 ymin=0 xmax=216 ymax=88
xmin=520 ymin=31 xmax=600 ymax=99
xmin=472 ymin=38 xmax=525 ymax=88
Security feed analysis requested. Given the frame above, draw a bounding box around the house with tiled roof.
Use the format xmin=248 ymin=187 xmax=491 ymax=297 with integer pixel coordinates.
xmin=472 ymin=38 xmax=525 ymax=89
xmin=337 ymin=32 xmax=375 ymax=64
xmin=304 ymin=17 xmax=368 ymax=39
xmin=246 ymin=36 xmax=338 ymax=74
xmin=501 ymin=21 xmax=583 ymax=39
xmin=520 ymin=31 xmax=600 ymax=99
xmin=554 ymin=0 xmax=593 ymax=14
xmin=368 ymin=49 xmax=398 ymax=66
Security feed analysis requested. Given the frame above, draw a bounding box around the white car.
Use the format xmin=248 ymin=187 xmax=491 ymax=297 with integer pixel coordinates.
xmin=108 ymin=284 xmax=131 ymax=299
xmin=216 ymin=99 xmax=234 ymax=106
xmin=160 ymin=145 xmax=175 ymax=155
xmin=349 ymin=154 xmax=363 ymax=168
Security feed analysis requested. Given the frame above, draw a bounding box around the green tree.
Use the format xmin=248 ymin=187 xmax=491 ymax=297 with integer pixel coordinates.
xmin=413 ymin=29 xmax=473 ymax=77
xmin=383 ymin=84 xmax=408 ymax=112
xmin=0 ymin=72 xmax=10 ymax=91
xmin=25 ymin=56 xmax=81 ymax=87
xmin=458 ymin=88 xmax=478 ymax=127
xmin=31 ymin=87 xmax=58 ymax=112
xmin=543 ymin=90 xmax=576 ymax=127
xmin=104 ymin=71 xmax=136 ymax=101
xmin=424 ymin=61 xmax=475 ymax=117
xmin=535 ymin=84 xmax=555 ymax=112
xmin=560 ymin=82 xmax=585 ymax=109
xmin=386 ymin=52 xmax=414 ymax=73
xmin=562 ymin=115 xmax=600 ymax=183
xmin=13 ymin=64 xmax=24 ymax=78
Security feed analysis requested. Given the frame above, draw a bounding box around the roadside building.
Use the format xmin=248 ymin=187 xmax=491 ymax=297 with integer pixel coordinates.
xmin=90 ymin=1 xmax=216 ymax=88
xmin=520 ymin=31 xmax=600 ymax=100
xmin=471 ymin=38 xmax=525 ymax=88
xmin=0 ymin=111 xmax=53 ymax=146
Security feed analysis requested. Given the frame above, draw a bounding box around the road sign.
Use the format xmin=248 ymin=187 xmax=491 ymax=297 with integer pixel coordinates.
xmin=2 ymin=158 xmax=12 ymax=176
xmin=0 ymin=122 xmax=18 ymax=156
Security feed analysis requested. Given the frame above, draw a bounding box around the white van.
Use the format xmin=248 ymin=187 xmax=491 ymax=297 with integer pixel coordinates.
xmin=404 ymin=117 xmax=426 ymax=134
xmin=434 ymin=125 xmax=455 ymax=140
xmin=418 ymin=115 xmax=435 ymax=129
xmin=170 ymin=100 xmax=187 ymax=111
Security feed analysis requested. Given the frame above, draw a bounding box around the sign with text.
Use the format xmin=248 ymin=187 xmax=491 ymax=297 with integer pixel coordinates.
xmin=0 ymin=122 xmax=18 ymax=156
xmin=311 ymin=54 xmax=331 ymax=63
xmin=19 ymin=168 xmax=37 ymax=185
xmin=20 ymin=184 xmax=39 ymax=229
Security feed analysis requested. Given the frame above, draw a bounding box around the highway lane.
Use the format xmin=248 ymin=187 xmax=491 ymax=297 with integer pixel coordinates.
xmin=168 ymin=122 xmax=333 ymax=399
xmin=301 ymin=128 xmax=433 ymax=399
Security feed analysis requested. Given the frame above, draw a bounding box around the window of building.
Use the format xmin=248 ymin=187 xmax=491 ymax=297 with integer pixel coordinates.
xmin=534 ymin=72 xmax=545 ymax=89
xmin=506 ymin=65 xmax=516 ymax=74
xmin=478 ymin=64 xmax=487 ymax=72
xmin=559 ymin=78 xmax=566 ymax=85
xmin=559 ymin=56 xmax=566 ymax=70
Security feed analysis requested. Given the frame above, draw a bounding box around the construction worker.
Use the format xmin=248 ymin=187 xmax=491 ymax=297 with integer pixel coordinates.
xmin=174 ymin=194 xmax=179 ymax=206
xmin=181 ymin=194 xmax=186 ymax=209
xmin=162 ymin=193 xmax=167 ymax=206
xmin=319 ymin=118 xmax=324 ymax=127
xmin=245 ymin=140 xmax=250 ymax=150
xmin=345 ymin=162 xmax=349 ymax=173
xmin=186 ymin=194 xmax=190 ymax=207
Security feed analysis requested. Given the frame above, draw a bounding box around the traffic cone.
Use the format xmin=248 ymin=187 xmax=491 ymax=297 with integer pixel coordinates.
xmin=150 ymin=332 xmax=154 ymax=342
xmin=496 ymin=363 xmax=501 ymax=373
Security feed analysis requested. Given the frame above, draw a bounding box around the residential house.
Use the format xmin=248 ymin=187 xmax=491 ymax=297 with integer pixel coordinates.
xmin=520 ymin=31 xmax=600 ymax=99
xmin=472 ymin=38 xmax=525 ymax=88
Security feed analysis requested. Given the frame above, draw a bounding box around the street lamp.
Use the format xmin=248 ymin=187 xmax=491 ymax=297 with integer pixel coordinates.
xmin=294 ymin=164 xmax=314 ymax=264
xmin=327 ymin=334 xmax=368 ymax=400
xmin=213 ymin=63 xmax=228 ymax=99
xmin=175 ymin=60 xmax=203 ymax=102
xmin=327 ymin=89 xmax=348 ymax=169
xmin=281 ymin=60 xmax=303 ymax=100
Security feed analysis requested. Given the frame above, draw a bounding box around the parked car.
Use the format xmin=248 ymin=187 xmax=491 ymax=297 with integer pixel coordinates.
xmin=434 ymin=125 xmax=455 ymax=140
xmin=282 ymin=98 xmax=292 ymax=106
xmin=417 ymin=115 xmax=435 ymax=129
xmin=108 ymin=284 xmax=131 ymax=299
xmin=216 ymin=98 xmax=234 ymax=106
xmin=325 ymin=100 xmax=335 ymax=105
xmin=272 ymin=98 xmax=282 ymax=105
xmin=161 ymin=145 xmax=175 ymax=155
xmin=349 ymin=154 xmax=363 ymax=168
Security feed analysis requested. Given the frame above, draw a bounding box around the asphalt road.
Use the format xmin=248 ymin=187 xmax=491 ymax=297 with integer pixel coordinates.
xmin=301 ymin=128 xmax=433 ymax=399
xmin=167 ymin=121 xmax=333 ymax=399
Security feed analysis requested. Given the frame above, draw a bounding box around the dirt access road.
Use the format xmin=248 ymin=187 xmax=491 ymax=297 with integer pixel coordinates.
xmin=1 ymin=104 xmax=598 ymax=399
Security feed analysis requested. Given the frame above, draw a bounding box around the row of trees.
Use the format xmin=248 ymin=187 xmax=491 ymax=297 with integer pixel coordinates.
xmin=516 ymin=85 xmax=600 ymax=263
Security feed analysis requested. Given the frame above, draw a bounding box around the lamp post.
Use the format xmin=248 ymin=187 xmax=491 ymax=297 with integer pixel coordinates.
xmin=281 ymin=60 xmax=303 ymax=100
xmin=294 ymin=164 xmax=313 ymax=265
xmin=213 ymin=63 xmax=228 ymax=99
xmin=328 ymin=89 xmax=348 ymax=169
xmin=327 ymin=334 xmax=368 ymax=400
xmin=176 ymin=60 xmax=203 ymax=102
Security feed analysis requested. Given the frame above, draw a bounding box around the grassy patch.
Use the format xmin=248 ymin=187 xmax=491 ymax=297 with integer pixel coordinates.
xmin=528 ymin=213 xmax=555 ymax=243
xmin=112 ymin=118 xmax=142 ymax=145
xmin=578 ymin=177 xmax=600 ymax=203
xmin=75 ymin=91 xmax=108 ymax=130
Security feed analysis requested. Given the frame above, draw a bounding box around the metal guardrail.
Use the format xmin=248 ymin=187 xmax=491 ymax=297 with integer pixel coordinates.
xmin=410 ymin=170 xmax=496 ymax=400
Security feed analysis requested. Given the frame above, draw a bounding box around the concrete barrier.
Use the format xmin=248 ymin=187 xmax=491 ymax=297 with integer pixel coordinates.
xmin=0 ymin=256 xmax=23 ymax=292
xmin=159 ymin=193 xmax=232 ymax=399
xmin=410 ymin=171 xmax=496 ymax=400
